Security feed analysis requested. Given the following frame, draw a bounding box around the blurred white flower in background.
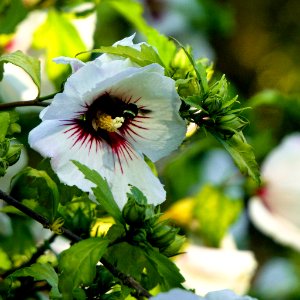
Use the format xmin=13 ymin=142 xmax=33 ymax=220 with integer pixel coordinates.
xmin=150 ymin=288 xmax=257 ymax=300
xmin=175 ymin=236 xmax=257 ymax=296
xmin=0 ymin=63 xmax=39 ymax=102
xmin=249 ymin=133 xmax=300 ymax=251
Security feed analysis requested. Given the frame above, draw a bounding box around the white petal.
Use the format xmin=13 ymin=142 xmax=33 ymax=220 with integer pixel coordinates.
xmin=29 ymin=119 xmax=164 ymax=208
xmin=115 ymin=69 xmax=186 ymax=161
xmin=29 ymin=120 xmax=115 ymax=193
xmin=53 ymin=56 xmax=86 ymax=72
xmin=249 ymin=196 xmax=300 ymax=251
xmin=110 ymin=144 xmax=166 ymax=208
xmin=113 ymin=33 xmax=136 ymax=46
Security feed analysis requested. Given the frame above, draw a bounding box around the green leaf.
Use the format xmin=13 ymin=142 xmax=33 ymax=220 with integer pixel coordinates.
xmin=11 ymin=167 xmax=60 ymax=222
xmin=9 ymin=263 xmax=61 ymax=298
xmin=0 ymin=0 xmax=27 ymax=34
xmin=58 ymin=237 xmax=109 ymax=299
xmin=146 ymin=29 xmax=177 ymax=69
xmin=0 ymin=112 xmax=10 ymax=141
xmin=215 ymin=133 xmax=260 ymax=184
xmin=72 ymin=160 xmax=124 ymax=224
xmin=194 ymin=184 xmax=242 ymax=247
xmin=105 ymin=242 xmax=159 ymax=290
xmin=91 ymin=43 xmax=164 ymax=68
xmin=0 ymin=51 xmax=41 ymax=95
xmin=32 ymin=9 xmax=86 ymax=87
xmin=145 ymin=248 xmax=184 ymax=291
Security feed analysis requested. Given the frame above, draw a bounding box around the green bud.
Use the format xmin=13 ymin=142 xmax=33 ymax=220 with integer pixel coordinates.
xmin=5 ymin=144 xmax=22 ymax=166
xmin=132 ymin=229 xmax=147 ymax=243
xmin=161 ymin=235 xmax=186 ymax=257
xmin=216 ymin=114 xmax=248 ymax=139
xmin=0 ymin=139 xmax=10 ymax=157
xmin=203 ymin=97 xmax=222 ymax=114
xmin=149 ymin=222 xmax=178 ymax=249
xmin=122 ymin=198 xmax=146 ymax=225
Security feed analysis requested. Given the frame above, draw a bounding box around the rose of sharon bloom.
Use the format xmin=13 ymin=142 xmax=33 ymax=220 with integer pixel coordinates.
xmin=29 ymin=36 xmax=186 ymax=208
xmin=175 ymin=239 xmax=257 ymax=296
xmin=150 ymin=288 xmax=257 ymax=300
xmin=249 ymin=133 xmax=300 ymax=251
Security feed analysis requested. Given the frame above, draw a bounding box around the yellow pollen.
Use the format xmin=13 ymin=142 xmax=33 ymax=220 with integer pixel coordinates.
xmin=92 ymin=112 xmax=125 ymax=132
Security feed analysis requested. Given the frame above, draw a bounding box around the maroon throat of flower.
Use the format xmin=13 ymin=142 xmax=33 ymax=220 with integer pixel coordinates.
xmin=63 ymin=92 xmax=150 ymax=170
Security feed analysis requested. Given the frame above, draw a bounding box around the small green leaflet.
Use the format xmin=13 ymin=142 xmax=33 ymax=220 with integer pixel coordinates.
xmin=215 ymin=133 xmax=260 ymax=184
xmin=58 ymin=237 xmax=109 ymax=299
xmin=9 ymin=263 xmax=61 ymax=299
xmin=72 ymin=160 xmax=124 ymax=224
xmin=194 ymin=184 xmax=242 ymax=247
xmin=0 ymin=51 xmax=41 ymax=96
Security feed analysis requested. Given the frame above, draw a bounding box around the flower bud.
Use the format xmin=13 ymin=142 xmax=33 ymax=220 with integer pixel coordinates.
xmin=149 ymin=222 xmax=178 ymax=249
xmin=216 ymin=114 xmax=248 ymax=139
xmin=5 ymin=144 xmax=22 ymax=166
xmin=122 ymin=198 xmax=146 ymax=226
xmin=161 ymin=234 xmax=186 ymax=257
xmin=132 ymin=229 xmax=147 ymax=243
xmin=203 ymin=97 xmax=222 ymax=114
xmin=0 ymin=139 xmax=10 ymax=157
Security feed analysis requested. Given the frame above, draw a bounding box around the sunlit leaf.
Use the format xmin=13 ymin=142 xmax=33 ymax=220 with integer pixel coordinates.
xmin=0 ymin=51 xmax=41 ymax=95
xmin=58 ymin=237 xmax=109 ymax=299
xmin=194 ymin=184 xmax=242 ymax=247
xmin=9 ymin=263 xmax=61 ymax=298
xmin=32 ymin=9 xmax=86 ymax=87
xmin=73 ymin=160 xmax=124 ymax=224
xmin=91 ymin=43 xmax=164 ymax=67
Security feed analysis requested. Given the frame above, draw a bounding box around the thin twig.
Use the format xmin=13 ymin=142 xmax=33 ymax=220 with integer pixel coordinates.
xmin=0 ymin=99 xmax=48 ymax=110
xmin=0 ymin=189 xmax=152 ymax=298
xmin=0 ymin=92 xmax=58 ymax=111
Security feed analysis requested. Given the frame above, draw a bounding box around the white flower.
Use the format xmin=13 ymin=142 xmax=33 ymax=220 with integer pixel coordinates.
xmin=150 ymin=288 xmax=257 ymax=300
xmin=175 ymin=239 xmax=257 ymax=296
xmin=249 ymin=133 xmax=300 ymax=251
xmin=29 ymin=36 xmax=186 ymax=208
